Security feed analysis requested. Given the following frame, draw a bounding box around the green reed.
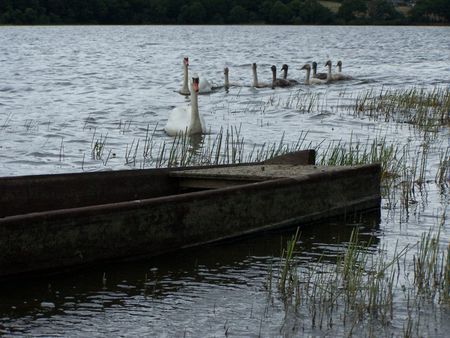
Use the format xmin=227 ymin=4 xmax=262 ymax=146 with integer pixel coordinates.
xmin=142 ymin=128 xmax=312 ymax=169
xmin=352 ymin=87 xmax=450 ymax=130
xmin=435 ymin=146 xmax=450 ymax=185
xmin=278 ymin=227 xmax=300 ymax=293
xmin=90 ymin=129 xmax=108 ymax=161
xmin=316 ymin=134 xmax=406 ymax=180
xmin=268 ymin=226 xmax=449 ymax=336
xmin=413 ymin=220 xmax=449 ymax=303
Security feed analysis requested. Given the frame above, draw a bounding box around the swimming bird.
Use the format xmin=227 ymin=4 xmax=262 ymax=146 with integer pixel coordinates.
xmin=280 ymin=64 xmax=299 ymax=85
xmin=198 ymin=73 xmax=213 ymax=93
xmin=224 ymin=67 xmax=230 ymax=89
xmin=271 ymin=65 xmax=294 ymax=88
xmin=333 ymin=61 xmax=353 ymax=81
xmin=165 ymin=74 xmax=205 ymax=136
xmin=179 ymin=57 xmax=190 ymax=95
xmin=179 ymin=57 xmax=213 ymax=95
xmin=251 ymin=63 xmax=271 ymax=88
xmin=312 ymin=61 xmax=327 ymax=80
xmin=324 ymin=60 xmax=334 ymax=83
xmin=301 ymin=64 xmax=327 ymax=85
xmin=223 ymin=67 xmax=242 ymax=89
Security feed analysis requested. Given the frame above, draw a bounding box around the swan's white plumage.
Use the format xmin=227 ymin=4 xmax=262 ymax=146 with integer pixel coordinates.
xmin=164 ymin=106 xmax=205 ymax=136
xmin=165 ymin=75 xmax=205 ymax=136
xmin=198 ymin=75 xmax=212 ymax=93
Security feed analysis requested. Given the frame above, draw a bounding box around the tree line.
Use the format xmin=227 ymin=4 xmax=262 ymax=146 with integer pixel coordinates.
xmin=0 ymin=0 xmax=448 ymax=25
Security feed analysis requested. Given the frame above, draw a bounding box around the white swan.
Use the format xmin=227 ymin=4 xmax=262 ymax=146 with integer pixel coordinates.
xmin=332 ymin=61 xmax=353 ymax=81
xmin=280 ymin=64 xmax=299 ymax=85
xmin=301 ymin=64 xmax=327 ymax=85
xmin=198 ymin=73 xmax=213 ymax=93
xmin=179 ymin=57 xmax=190 ymax=95
xmin=165 ymin=74 xmax=205 ymax=136
xmin=179 ymin=57 xmax=213 ymax=95
xmin=271 ymin=65 xmax=295 ymax=88
xmin=312 ymin=61 xmax=327 ymax=80
xmin=251 ymin=63 xmax=271 ymax=88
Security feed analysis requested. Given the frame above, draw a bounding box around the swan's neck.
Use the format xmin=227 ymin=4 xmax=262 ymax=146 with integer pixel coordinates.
xmin=252 ymin=67 xmax=258 ymax=87
xmin=189 ymin=91 xmax=202 ymax=134
xmin=181 ymin=64 xmax=189 ymax=94
xmin=224 ymin=72 xmax=229 ymax=89
xmin=272 ymin=70 xmax=276 ymax=89
xmin=337 ymin=64 xmax=342 ymax=73
xmin=282 ymin=69 xmax=287 ymax=79
xmin=304 ymin=69 xmax=311 ymax=85
xmin=327 ymin=64 xmax=332 ymax=81
xmin=312 ymin=66 xmax=317 ymax=76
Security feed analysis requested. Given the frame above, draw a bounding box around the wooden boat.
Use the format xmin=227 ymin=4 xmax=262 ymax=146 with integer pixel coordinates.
xmin=0 ymin=150 xmax=381 ymax=280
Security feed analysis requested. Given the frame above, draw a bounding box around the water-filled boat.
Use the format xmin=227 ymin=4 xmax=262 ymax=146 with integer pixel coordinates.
xmin=0 ymin=150 xmax=381 ymax=280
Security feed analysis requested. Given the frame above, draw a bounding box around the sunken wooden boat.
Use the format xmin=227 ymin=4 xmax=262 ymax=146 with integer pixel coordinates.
xmin=0 ymin=150 xmax=381 ymax=280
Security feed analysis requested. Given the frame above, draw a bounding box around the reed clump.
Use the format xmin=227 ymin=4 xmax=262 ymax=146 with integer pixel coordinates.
xmin=413 ymin=223 xmax=449 ymax=303
xmin=134 ymin=127 xmax=312 ymax=169
xmin=316 ymin=134 xmax=405 ymax=180
xmin=352 ymin=87 xmax=450 ymax=130
xmin=269 ymin=227 xmax=449 ymax=336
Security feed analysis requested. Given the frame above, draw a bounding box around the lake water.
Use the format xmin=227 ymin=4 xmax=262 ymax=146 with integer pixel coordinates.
xmin=0 ymin=25 xmax=449 ymax=337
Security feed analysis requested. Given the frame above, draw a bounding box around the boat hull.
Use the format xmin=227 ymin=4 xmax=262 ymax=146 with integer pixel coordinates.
xmin=0 ymin=151 xmax=381 ymax=280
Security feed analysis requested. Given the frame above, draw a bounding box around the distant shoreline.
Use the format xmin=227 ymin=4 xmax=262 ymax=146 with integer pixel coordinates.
xmin=0 ymin=0 xmax=448 ymax=26
xmin=1 ymin=23 xmax=449 ymax=27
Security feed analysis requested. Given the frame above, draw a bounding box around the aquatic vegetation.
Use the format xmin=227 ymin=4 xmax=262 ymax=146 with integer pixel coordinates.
xmin=352 ymin=87 xmax=450 ymax=130
xmin=278 ymin=227 xmax=300 ymax=293
xmin=435 ymin=146 xmax=450 ymax=186
xmin=91 ymin=130 xmax=108 ymax=161
xmin=270 ymin=226 xmax=449 ymax=336
xmin=132 ymin=126 xmax=312 ymax=169
xmin=315 ymin=134 xmax=405 ymax=179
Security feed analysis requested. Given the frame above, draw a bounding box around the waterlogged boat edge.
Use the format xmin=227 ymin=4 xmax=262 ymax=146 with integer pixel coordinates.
xmin=0 ymin=150 xmax=381 ymax=281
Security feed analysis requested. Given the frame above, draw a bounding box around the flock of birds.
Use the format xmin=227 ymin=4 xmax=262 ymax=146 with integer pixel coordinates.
xmin=164 ymin=57 xmax=353 ymax=136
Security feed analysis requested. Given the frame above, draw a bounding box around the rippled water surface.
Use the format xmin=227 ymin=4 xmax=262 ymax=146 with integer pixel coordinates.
xmin=0 ymin=26 xmax=449 ymax=337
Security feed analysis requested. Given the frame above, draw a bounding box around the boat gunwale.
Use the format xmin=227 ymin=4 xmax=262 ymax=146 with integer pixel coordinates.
xmin=0 ymin=163 xmax=381 ymax=225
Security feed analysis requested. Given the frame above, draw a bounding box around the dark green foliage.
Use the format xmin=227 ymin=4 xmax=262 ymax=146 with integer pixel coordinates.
xmin=270 ymin=1 xmax=294 ymax=24
xmin=178 ymin=1 xmax=207 ymax=24
xmin=411 ymin=0 xmax=450 ymax=23
xmin=0 ymin=0 xmax=447 ymax=25
xmin=293 ymin=0 xmax=335 ymax=24
xmin=367 ymin=0 xmax=402 ymax=22
xmin=338 ymin=0 xmax=367 ymax=22
xmin=228 ymin=5 xmax=249 ymax=24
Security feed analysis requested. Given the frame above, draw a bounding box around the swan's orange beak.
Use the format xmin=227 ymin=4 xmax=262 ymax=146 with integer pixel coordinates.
xmin=192 ymin=78 xmax=199 ymax=92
